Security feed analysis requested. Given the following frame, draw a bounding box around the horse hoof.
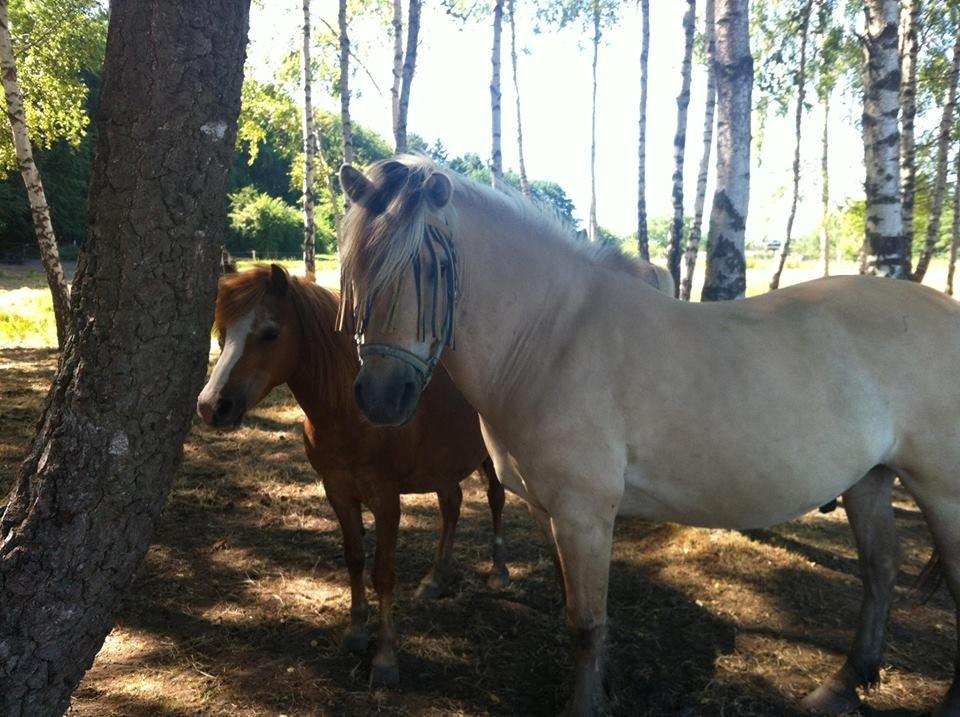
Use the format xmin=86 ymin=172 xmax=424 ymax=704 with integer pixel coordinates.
xmin=799 ymin=682 xmax=861 ymax=715
xmin=341 ymin=629 xmax=368 ymax=654
xmin=369 ymin=662 xmax=400 ymax=688
xmin=486 ymin=566 xmax=510 ymax=591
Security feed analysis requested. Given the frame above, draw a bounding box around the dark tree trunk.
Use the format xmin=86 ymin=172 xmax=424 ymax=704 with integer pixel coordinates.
xmin=637 ymin=0 xmax=650 ymax=260
xmin=701 ymin=0 xmax=752 ymax=302
xmin=668 ymin=0 xmax=696 ymax=295
xmin=0 ymin=1 xmax=249 ymax=712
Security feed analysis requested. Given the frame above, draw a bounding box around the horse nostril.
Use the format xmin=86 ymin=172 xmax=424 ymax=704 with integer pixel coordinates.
xmin=214 ymin=397 xmax=234 ymax=419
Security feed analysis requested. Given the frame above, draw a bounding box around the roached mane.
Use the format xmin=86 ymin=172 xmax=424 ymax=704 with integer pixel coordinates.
xmin=338 ymin=155 xmax=670 ymax=336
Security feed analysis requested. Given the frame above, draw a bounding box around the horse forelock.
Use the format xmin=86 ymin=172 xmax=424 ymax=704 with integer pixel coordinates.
xmin=214 ymin=269 xmax=270 ymax=340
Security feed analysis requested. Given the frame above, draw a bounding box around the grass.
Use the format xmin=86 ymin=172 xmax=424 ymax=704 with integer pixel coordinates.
xmin=1 ymin=255 xmax=957 ymax=348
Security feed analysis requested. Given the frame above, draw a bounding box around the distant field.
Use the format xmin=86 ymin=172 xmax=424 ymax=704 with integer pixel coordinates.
xmin=0 ymin=255 xmax=956 ymax=348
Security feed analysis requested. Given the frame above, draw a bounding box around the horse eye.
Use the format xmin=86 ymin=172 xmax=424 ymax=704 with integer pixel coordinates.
xmin=260 ymin=327 xmax=280 ymax=342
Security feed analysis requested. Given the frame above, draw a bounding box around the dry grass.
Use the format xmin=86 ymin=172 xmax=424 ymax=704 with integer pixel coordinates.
xmin=0 ymin=348 xmax=955 ymax=715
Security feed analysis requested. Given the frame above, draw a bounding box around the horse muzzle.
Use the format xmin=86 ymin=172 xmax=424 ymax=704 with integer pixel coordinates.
xmin=354 ymin=356 xmax=423 ymax=426
xmin=196 ymin=393 xmax=247 ymax=430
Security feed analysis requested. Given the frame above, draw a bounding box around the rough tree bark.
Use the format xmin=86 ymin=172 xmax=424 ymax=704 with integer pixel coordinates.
xmin=668 ymin=0 xmax=696 ymax=295
xmin=0 ymin=0 xmax=71 ymax=349
xmin=911 ymin=28 xmax=960 ymax=283
xmin=509 ymin=0 xmax=529 ymax=197
xmin=701 ymin=0 xmax=751 ymax=302
xmin=947 ymin=146 xmax=960 ymax=295
xmin=395 ymin=0 xmax=421 ymax=153
xmin=490 ymin=0 xmax=504 ymax=189
xmin=899 ymin=0 xmax=919 ymax=267
xmin=587 ymin=0 xmax=600 ymax=243
xmin=391 ymin=0 xmax=403 ymax=139
xmin=680 ymin=0 xmax=716 ymax=301
xmin=637 ymin=0 xmax=650 ymax=260
xmin=862 ymin=0 xmax=905 ymax=278
xmin=0 ymin=0 xmax=249 ymax=712
xmin=302 ymin=0 xmax=317 ymax=280
xmin=820 ymin=94 xmax=831 ymax=277
xmin=339 ymin=0 xmax=354 ymax=168
xmin=770 ymin=0 xmax=812 ymax=291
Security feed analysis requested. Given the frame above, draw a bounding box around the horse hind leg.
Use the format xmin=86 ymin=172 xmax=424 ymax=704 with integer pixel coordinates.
xmin=415 ymin=483 xmax=462 ymax=600
xmin=801 ymin=466 xmax=898 ymax=714
xmin=898 ymin=471 xmax=960 ymax=716
xmin=480 ymin=457 xmax=511 ymax=590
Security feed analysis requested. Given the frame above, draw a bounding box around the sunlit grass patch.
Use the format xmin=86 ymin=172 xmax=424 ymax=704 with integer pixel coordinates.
xmin=0 ymin=288 xmax=56 ymax=347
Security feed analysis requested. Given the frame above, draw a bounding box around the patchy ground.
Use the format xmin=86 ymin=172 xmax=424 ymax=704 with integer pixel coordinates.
xmin=0 ymin=347 xmax=955 ymax=716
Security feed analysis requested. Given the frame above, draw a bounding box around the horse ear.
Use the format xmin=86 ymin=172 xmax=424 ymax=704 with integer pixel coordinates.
xmin=424 ymin=172 xmax=452 ymax=210
xmin=339 ymin=164 xmax=372 ymax=203
xmin=269 ymin=264 xmax=288 ymax=296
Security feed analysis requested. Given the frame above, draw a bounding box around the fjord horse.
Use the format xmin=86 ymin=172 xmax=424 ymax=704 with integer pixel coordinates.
xmin=339 ymin=155 xmax=960 ymax=716
xmin=196 ymin=264 xmax=509 ymax=687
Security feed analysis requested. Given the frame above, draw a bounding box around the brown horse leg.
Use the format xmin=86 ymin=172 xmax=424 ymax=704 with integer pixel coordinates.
xmin=801 ymin=466 xmax=898 ymax=714
xmin=325 ymin=485 xmax=369 ymax=654
xmin=369 ymin=490 xmax=401 ymax=687
xmin=415 ymin=483 xmax=462 ymax=600
xmin=480 ymin=457 xmax=511 ymax=590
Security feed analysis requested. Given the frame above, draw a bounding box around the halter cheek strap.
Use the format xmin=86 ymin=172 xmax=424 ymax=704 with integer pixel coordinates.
xmin=358 ymin=341 xmax=444 ymax=390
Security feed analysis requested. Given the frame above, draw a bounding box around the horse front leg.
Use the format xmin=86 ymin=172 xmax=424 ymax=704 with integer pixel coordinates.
xmin=324 ymin=483 xmax=369 ymax=654
xmin=548 ymin=488 xmax=619 ymax=716
xmin=369 ymin=489 xmax=402 ymax=687
xmin=801 ymin=466 xmax=898 ymax=714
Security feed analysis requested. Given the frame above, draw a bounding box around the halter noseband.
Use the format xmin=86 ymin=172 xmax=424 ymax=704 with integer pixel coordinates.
xmin=351 ymin=215 xmax=459 ymax=391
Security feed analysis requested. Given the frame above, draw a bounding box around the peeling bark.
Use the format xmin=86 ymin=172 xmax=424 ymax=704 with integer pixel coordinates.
xmin=509 ymin=0 xmax=529 ymax=197
xmin=0 ymin=0 xmax=71 ymax=349
xmin=770 ymin=0 xmax=812 ymax=291
xmin=899 ymin=0 xmax=919 ymax=265
xmin=302 ymin=0 xmax=317 ymax=280
xmin=668 ymin=0 xmax=696 ymax=295
xmin=587 ymin=0 xmax=600 ymax=243
xmin=911 ymin=27 xmax=960 ymax=283
xmin=637 ymin=0 xmax=650 ymax=260
xmin=395 ymin=0 xmax=421 ymax=153
xmin=702 ymin=0 xmax=751 ymax=302
xmin=862 ymin=0 xmax=905 ymax=278
xmin=0 ymin=0 xmax=249 ymax=712
xmin=680 ymin=0 xmax=716 ymax=301
xmin=490 ymin=0 xmax=504 ymax=189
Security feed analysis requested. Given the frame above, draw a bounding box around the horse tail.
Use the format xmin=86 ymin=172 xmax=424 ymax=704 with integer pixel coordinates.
xmin=917 ymin=548 xmax=944 ymax=603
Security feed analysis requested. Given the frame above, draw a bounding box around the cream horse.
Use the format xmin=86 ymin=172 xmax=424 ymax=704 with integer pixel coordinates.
xmin=338 ymin=156 xmax=960 ymax=717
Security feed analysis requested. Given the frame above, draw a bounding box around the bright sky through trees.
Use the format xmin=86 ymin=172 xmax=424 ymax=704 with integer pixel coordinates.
xmin=249 ymin=1 xmax=867 ymax=242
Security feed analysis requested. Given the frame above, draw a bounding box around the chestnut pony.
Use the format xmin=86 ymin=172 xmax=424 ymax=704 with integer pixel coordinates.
xmin=196 ymin=264 xmax=508 ymax=687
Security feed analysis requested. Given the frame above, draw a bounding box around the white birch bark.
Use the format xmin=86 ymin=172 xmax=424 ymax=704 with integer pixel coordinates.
xmin=701 ymin=0 xmax=751 ymax=302
xmin=862 ymin=0 xmax=905 ymax=278
xmin=339 ymin=0 xmax=354 ymax=168
xmin=820 ymin=94 xmax=830 ymax=277
xmin=395 ymin=0 xmax=421 ymax=153
xmin=509 ymin=0 xmax=529 ymax=197
xmin=668 ymin=0 xmax=696 ymax=295
xmin=899 ymin=0 xmax=919 ymax=267
xmin=680 ymin=0 xmax=716 ymax=301
xmin=636 ymin=0 xmax=650 ymax=260
xmin=770 ymin=0 xmax=812 ymax=291
xmin=391 ymin=0 xmax=403 ymax=138
xmin=302 ymin=0 xmax=317 ymax=280
xmin=911 ymin=27 xmax=960 ymax=282
xmin=490 ymin=0 xmax=504 ymax=189
xmin=0 ymin=0 xmax=70 ymax=348
xmin=587 ymin=0 xmax=600 ymax=243
xmin=947 ymin=147 xmax=960 ymax=295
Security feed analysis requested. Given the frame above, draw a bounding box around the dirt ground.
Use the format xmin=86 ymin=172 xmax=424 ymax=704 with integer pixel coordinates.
xmin=0 ymin=347 xmax=956 ymax=716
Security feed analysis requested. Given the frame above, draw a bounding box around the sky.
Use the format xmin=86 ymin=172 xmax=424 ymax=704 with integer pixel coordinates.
xmin=247 ymin=0 xmax=870 ymax=244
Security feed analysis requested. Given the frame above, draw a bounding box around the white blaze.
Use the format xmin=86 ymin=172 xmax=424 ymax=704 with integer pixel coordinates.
xmin=198 ymin=310 xmax=254 ymax=407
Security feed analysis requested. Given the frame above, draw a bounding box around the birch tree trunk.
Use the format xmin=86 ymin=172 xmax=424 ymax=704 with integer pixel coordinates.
xmin=899 ymin=0 xmax=919 ymax=266
xmin=391 ymin=0 xmax=403 ymax=138
xmin=302 ymin=0 xmax=317 ymax=280
xmin=0 ymin=0 xmax=248 ymax=710
xmin=770 ymin=0 xmax=812 ymax=291
xmin=509 ymin=0 xmax=529 ymax=197
xmin=947 ymin=148 xmax=960 ymax=295
xmin=680 ymin=0 xmax=716 ymax=301
xmin=701 ymin=0 xmax=751 ymax=302
xmin=862 ymin=0 xmax=905 ymax=278
xmin=820 ymin=94 xmax=831 ymax=277
xmin=668 ymin=0 xmax=696 ymax=295
xmin=490 ymin=0 xmax=504 ymax=189
xmin=587 ymin=0 xmax=600 ymax=243
xmin=339 ymin=0 xmax=354 ymax=168
xmin=911 ymin=28 xmax=960 ymax=283
xmin=0 ymin=0 xmax=70 ymax=349
xmin=395 ymin=0 xmax=421 ymax=153
xmin=636 ymin=0 xmax=650 ymax=260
